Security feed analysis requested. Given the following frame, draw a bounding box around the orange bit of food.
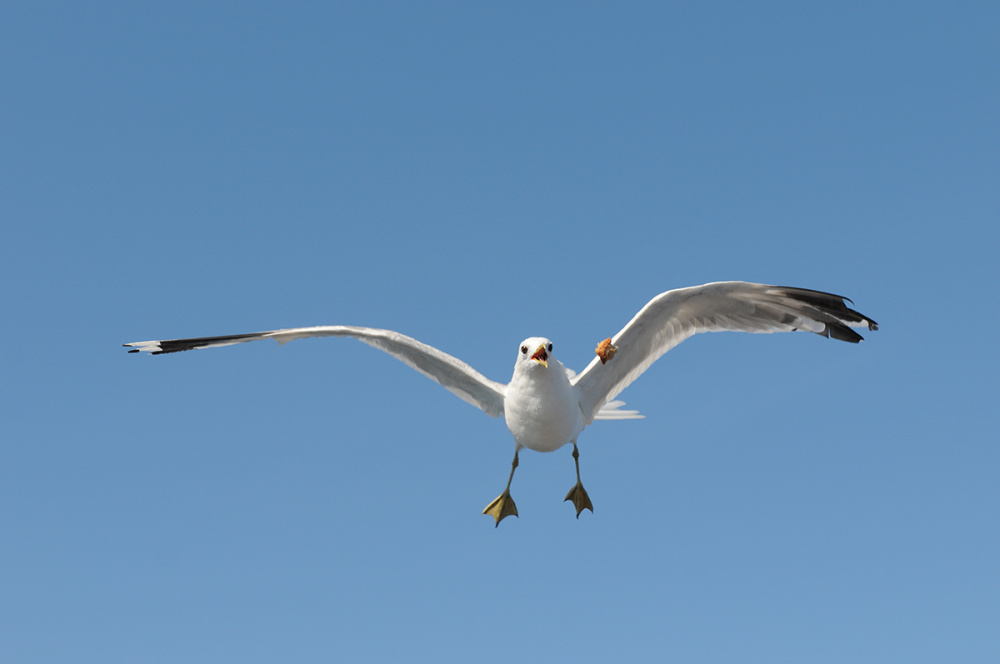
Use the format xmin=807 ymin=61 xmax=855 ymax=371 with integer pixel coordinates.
xmin=595 ymin=338 xmax=618 ymax=364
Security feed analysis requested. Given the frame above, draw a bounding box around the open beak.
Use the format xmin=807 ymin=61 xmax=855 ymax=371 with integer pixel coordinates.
xmin=530 ymin=344 xmax=548 ymax=368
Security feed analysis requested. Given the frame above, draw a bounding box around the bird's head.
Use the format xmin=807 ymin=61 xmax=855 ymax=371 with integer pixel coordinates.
xmin=517 ymin=337 xmax=553 ymax=370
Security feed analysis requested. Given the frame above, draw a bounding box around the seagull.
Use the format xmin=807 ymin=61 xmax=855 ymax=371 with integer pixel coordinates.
xmin=124 ymin=281 xmax=877 ymax=526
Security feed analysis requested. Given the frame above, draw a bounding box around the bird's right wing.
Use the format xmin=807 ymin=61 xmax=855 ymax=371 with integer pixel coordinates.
xmin=124 ymin=326 xmax=507 ymax=418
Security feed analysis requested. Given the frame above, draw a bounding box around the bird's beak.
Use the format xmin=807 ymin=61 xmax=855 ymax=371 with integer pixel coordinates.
xmin=531 ymin=344 xmax=548 ymax=368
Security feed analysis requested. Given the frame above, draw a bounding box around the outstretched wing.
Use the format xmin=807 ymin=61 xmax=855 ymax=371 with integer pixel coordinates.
xmin=572 ymin=282 xmax=877 ymax=424
xmin=124 ymin=326 xmax=507 ymax=418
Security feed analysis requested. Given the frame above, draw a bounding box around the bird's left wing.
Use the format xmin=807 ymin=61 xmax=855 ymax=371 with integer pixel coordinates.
xmin=572 ymin=282 xmax=877 ymax=424
xmin=124 ymin=326 xmax=507 ymax=418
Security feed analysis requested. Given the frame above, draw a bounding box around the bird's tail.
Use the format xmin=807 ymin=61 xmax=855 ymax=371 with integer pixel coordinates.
xmin=593 ymin=400 xmax=643 ymax=420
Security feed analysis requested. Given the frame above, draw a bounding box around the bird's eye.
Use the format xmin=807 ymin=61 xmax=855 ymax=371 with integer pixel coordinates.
xmin=547 ymin=343 xmax=553 ymax=352
xmin=520 ymin=345 xmax=528 ymax=354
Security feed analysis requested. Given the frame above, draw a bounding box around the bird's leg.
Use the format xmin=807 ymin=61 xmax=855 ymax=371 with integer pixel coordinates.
xmin=564 ymin=443 xmax=593 ymax=518
xmin=483 ymin=449 xmax=519 ymax=527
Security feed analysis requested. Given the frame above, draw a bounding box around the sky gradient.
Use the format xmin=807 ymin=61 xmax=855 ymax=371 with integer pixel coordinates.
xmin=3 ymin=3 xmax=998 ymax=662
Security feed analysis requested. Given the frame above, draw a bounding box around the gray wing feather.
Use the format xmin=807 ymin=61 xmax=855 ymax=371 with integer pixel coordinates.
xmin=124 ymin=326 xmax=507 ymax=418
xmin=572 ymin=282 xmax=877 ymax=424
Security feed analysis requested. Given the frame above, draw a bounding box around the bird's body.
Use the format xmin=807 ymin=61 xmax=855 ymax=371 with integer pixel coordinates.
xmin=125 ymin=281 xmax=878 ymax=525
xmin=504 ymin=338 xmax=583 ymax=453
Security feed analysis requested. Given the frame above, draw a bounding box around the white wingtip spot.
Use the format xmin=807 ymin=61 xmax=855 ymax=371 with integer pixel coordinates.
xmin=123 ymin=341 xmax=162 ymax=354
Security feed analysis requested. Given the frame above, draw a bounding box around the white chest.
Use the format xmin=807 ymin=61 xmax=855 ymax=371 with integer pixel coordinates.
xmin=503 ymin=363 xmax=584 ymax=452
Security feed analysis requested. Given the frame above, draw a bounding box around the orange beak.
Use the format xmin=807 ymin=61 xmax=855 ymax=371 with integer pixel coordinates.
xmin=530 ymin=344 xmax=548 ymax=367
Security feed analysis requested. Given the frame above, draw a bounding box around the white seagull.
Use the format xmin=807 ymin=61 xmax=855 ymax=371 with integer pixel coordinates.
xmin=125 ymin=281 xmax=877 ymax=526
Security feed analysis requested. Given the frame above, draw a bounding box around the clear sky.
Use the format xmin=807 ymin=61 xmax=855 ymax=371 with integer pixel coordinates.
xmin=2 ymin=2 xmax=998 ymax=662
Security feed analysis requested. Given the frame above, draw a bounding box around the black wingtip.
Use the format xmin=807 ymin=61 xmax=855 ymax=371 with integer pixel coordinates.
xmin=771 ymin=286 xmax=877 ymax=344
xmin=827 ymin=324 xmax=864 ymax=344
xmin=152 ymin=333 xmax=263 ymax=354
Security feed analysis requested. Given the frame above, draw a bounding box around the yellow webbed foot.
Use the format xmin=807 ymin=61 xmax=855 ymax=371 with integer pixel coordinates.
xmin=483 ymin=489 xmax=518 ymax=527
xmin=564 ymin=481 xmax=594 ymax=518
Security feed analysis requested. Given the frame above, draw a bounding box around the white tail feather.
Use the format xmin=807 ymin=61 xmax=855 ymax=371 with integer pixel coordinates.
xmin=593 ymin=400 xmax=643 ymax=421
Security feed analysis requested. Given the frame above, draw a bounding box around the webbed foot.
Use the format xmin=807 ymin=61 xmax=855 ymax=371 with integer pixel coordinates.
xmin=564 ymin=481 xmax=593 ymax=518
xmin=483 ymin=489 xmax=518 ymax=527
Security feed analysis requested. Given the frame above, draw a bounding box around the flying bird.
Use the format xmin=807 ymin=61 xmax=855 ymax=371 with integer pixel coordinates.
xmin=124 ymin=281 xmax=877 ymax=526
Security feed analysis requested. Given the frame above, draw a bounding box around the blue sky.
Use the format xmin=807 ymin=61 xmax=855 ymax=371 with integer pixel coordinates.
xmin=2 ymin=2 xmax=998 ymax=662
